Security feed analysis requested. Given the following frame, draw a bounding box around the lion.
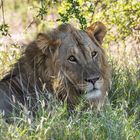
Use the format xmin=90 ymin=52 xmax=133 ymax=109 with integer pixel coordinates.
xmin=0 ymin=22 xmax=110 ymax=117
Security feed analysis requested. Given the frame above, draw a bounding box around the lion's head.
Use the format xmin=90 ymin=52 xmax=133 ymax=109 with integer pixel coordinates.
xmin=31 ymin=21 xmax=110 ymax=110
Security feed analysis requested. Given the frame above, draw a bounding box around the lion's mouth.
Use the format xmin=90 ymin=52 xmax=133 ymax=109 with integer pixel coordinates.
xmin=79 ymin=82 xmax=102 ymax=99
xmin=86 ymin=82 xmax=97 ymax=91
xmin=77 ymin=80 xmax=104 ymax=100
xmin=78 ymin=83 xmax=97 ymax=91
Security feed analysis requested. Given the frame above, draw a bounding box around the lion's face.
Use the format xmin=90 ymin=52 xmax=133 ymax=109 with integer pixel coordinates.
xmin=58 ymin=32 xmax=104 ymax=98
xmin=36 ymin=22 xmax=109 ymax=108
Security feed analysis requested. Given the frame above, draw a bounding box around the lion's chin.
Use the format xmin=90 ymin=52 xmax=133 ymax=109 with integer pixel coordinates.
xmin=84 ymin=89 xmax=102 ymax=100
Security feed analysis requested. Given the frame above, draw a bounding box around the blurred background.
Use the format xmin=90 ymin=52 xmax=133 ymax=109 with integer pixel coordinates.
xmin=0 ymin=0 xmax=140 ymax=138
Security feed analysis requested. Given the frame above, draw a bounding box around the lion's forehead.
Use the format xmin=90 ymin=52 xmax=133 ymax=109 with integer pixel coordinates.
xmin=59 ymin=30 xmax=97 ymax=52
xmin=62 ymin=30 xmax=92 ymax=45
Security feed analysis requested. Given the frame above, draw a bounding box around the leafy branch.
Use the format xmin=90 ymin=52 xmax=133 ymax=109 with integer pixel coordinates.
xmin=58 ymin=0 xmax=87 ymax=30
xmin=36 ymin=0 xmax=48 ymax=20
xmin=0 ymin=0 xmax=9 ymax=36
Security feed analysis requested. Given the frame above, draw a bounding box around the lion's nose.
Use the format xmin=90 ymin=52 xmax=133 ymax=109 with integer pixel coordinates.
xmin=85 ymin=76 xmax=100 ymax=85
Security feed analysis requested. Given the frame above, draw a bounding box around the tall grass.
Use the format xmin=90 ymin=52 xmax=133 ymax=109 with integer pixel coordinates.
xmin=0 ymin=61 xmax=140 ymax=140
xmin=0 ymin=100 xmax=139 ymax=140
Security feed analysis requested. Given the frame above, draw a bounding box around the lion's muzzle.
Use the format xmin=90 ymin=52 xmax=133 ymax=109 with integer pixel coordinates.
xmin=84 ymin=76 xmax=104 ymax=100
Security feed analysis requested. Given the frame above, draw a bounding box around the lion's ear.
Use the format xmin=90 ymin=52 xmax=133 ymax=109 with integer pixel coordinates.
xmin=36 ymin=33 xmax=49 ymax=53
xmin=36 ymin=33 xmax=61 ymax=54
xmin=86 ymin=21 xmax=106 ymax=45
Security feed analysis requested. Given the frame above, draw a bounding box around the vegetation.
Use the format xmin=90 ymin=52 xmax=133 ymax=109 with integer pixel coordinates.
xmin=0 ymin=0 xmax=140 ymax=139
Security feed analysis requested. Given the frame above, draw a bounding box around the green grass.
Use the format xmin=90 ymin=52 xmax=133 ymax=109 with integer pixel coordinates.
xmin=0 ymin=101 xmax=139 ymax=140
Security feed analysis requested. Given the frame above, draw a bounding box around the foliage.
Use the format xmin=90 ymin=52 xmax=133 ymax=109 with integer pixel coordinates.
xmin=36 ymin=0 xmax=48 ymax=20
xmin=58 ymin=0 xmax=87 ymax=30
xmin=58 ymin=0 xmax=140 ymax=40
xmin=0 ymin=24 xmax=9 ymax=36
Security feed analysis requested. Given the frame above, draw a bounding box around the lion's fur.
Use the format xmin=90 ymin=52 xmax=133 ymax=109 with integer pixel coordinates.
xmin=0 ymin=22 xmax=110 ymax=117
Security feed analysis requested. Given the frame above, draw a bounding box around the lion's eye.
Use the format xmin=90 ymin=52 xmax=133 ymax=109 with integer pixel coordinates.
xmin=92 ymin=51 xmax=98 ymax=59
xmin=68 ymin=55 xmax=77 ymax=62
